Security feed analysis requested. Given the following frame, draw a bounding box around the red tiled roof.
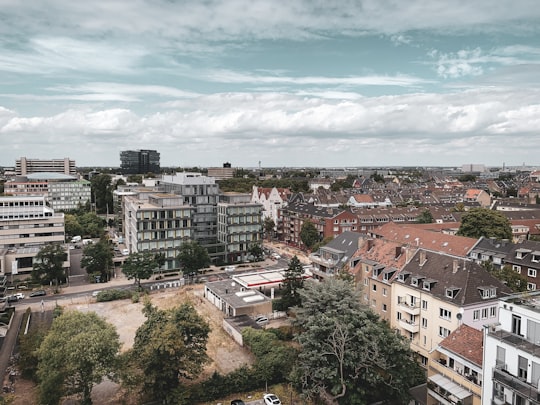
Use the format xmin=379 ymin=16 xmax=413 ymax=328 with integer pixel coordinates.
xmin=353 ymin=194 xmax=375 ymax=203
xmin=439 ymin=324 xmax=483 ymax=366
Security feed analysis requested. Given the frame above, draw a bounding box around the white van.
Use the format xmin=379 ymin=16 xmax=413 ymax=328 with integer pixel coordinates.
xmin=71 ymin=235 xmax=82 ymax=243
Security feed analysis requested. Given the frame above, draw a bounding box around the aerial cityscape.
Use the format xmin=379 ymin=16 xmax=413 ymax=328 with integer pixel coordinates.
xmin=1 ymin=1 xmax=540 ymax=405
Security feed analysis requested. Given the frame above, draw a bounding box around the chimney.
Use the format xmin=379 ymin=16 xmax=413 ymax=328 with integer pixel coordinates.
xmin=367 ymin=239 xmax=374 ymax=251
xmin=452 ymin=259 xmax=459 ymax=273
xmin=419 ymin=250 xmax=427 ymax=266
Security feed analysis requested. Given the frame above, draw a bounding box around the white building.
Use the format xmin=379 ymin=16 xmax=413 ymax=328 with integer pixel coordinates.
xmin=482 ymin=291 xmax=540 ymax=405
xmin=16 ymin=157 xmax=76 ymax=175
xmin=250 ymin=186 xmax=290 ymax=230
xmin=0 ymin=196 xmax=67 ymax=281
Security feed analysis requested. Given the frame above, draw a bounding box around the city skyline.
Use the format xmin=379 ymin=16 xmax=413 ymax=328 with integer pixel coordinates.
xmin=1 ymin=1 xmax=540 ymax=168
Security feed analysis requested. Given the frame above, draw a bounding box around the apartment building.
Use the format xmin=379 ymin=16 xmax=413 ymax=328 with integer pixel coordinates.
xmin=428 ymin=324 xmax=483 ymax=405
xmin=251 ymin=185 xmax=290 ymax=231
xmin=0 ymin=196 xmax=67 ymax=280
xmin=504 ymin=240 xmax=540 ymax=291
xmin=482 ymin=291 xmax=540 ymax=405
xmin=16 ymin=157 xmax=76 ymax=176
xmin=4 ymin=173 xmax=91 ymax=211
xmin=309 ymin=231 xmax=363 ymax=281
xmin=279 ymin=202 xmax=358 ymax=248
xmin=217 ymin=193 xmax=263 ymax=263
xmin=123 ymin=193 xmax=194 ymax=271
xmin=392 ymin=249 xmax=511 ymax=368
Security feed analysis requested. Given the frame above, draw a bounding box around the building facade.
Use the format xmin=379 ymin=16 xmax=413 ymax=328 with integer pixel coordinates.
xmin=4 ymin=173 xmax=91 ymax=211
xmin=15 ymin=157 xmax=76 ymax=176
xmin=123 ymin=193 xmax=194 ymax=271
xmin=0 ymin=196 xmax=67 ymax=281
xmin=217 ymin=193 xmax=263 ymax=263
xmin=482 ymin=291 xmax=540 ymax=405
xmin=119 ymin=149 xmax=160 ymax=174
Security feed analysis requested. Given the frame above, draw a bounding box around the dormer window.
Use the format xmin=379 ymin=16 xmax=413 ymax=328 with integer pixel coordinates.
xmin=423 ymin=279 xmax=437 ymax=291
xmin=445 ymin=287 xmax=460 ymax=299
xmin=479 ymin=286 xmax=497 ymax=299
xmin=397 ymin=272 xmax=410 ymax=283
xmin=411 ymin=276 xmax=424 ymax=287
xmin=532 ymin=251 xmax=540 ymax=263
xmin=516 ymin=248 xmax=532 ymax=259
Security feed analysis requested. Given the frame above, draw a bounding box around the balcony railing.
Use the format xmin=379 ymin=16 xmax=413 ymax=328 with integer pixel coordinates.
xmin=398 ymin=298 xmax=420 ymax=315
xmin=493 ymin=366 xmax=540 ymax=404
xmin=398 ymin=318 xmax=419 ymax=333
xmin=489 ymin=329 xmax=540 ymax=357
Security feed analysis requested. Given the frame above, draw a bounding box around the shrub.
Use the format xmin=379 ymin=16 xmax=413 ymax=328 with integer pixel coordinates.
xmin=96 ymin=289 xmax=132 ymax=302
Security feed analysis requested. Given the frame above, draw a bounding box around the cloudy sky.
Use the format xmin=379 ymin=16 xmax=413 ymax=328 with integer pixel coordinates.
xmin=1 ymin=1 xmax=540 ymax=169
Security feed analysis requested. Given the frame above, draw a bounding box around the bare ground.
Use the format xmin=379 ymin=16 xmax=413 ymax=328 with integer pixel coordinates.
xmin=12 ymin=284 xmax=255 ymax=405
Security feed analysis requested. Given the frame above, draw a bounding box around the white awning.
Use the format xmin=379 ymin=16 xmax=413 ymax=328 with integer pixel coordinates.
xmin=429 ymin=374 xmax=472 ymax=401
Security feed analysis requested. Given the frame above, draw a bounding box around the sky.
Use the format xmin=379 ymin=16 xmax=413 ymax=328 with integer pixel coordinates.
xmin=1 ymin=1 xmax=540 ymax=169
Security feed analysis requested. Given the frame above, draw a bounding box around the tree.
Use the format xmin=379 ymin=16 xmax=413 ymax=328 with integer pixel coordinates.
xmin=300 ymin=221 xmax=319 ymax=250
xmin=263 ymin=216 xmax=275 ymax=240
xmin=485 ymin=263 xmax=528 ymax=292
xmin=292 ymin=279 xmax=424 ymax=404
xmin=90 ymin=174 xmax=113 ymax=214
xmin=37 ymin=311 xmax=120 ymax=405
xmin=416 ymin=208 xmax=434 ymax=224
xmin=81 ymin=238 xmax=114 ymax=282
xmin=32 ymin=244 xmax=67 ymax=292
xmin=78 ymin=212 xmax=107 ymax=238
xmin=127 ymin=302 xmax=210 ymax=403
xmin=64 ymin=214 xmax=83 ymax=239
xmin=248 ymin=243 xmax=264 ymax=262
xmin=122 ymin=252 xmax=159 ymax=289
xmin=280 ymin=256 xmax=305 ymax=309
xmin=177 ymin=240 xmax=211 ymax=276
xmin=457 ymin=208 xmax=512 ymax=240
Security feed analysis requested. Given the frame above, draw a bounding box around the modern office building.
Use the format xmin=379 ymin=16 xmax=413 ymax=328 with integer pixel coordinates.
xmin=123 ymin=193 xmax=194 ymax=271
xmin=482 ymin=291 xmax=540 ymax=405
xmin=0 ymin=196 xmax=67 ymax=281
xmin=207 ymin=163 xmax=235 ymax=180
xmin=15 ymin=157 xmax=76 ymax=176
xmin=217 ymin=193 xmax=263 ymax=263
xmin=119 ymin=149 xmax=160 ymax=174
xmin=4 ymin=173 xmax=91 ymax=211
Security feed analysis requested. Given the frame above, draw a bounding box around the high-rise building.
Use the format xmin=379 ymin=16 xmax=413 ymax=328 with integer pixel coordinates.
xmin=119 ymin=150 xmax=160 ymax=174
xmin=16 ymin=157 xmax=76 ymax=175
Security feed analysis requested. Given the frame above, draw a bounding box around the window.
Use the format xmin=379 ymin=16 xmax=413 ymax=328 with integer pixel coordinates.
xmin=372 ymin=284 xmax=377 ymax=292
xmin=382 ymin=288 xmax=387 ymax=296
xmin=411 ymin=278 xmax=418 ymax=287
xmin=422 ymin=300 xmax=428 ymax=310
xmin=473 ymin=310 xmax=480 ymax=321
xmin=421 ymin=318 xmax=428 ymax=328
xmin=518 ymin=356 xmax=528 ymax=380
xmin=363 ymin=278 xmax=368 ymax=286
xmin=528 ymin=268 xmax=537 ymax=277
xmin=490 ymin=306 xmax=497 ymax=318
xmin=482 ymin=308 xmax=488 ymax=319
xmin=397 ymin=312 xmax=402 ymax=321
xmin=513 ymin=265 xmax=522 ymax=273
xmin=439 ymin=308 xmax=452 ymax=320
xmin=382 ymin=304 xmax=387 ymax=312
xmin=528 ymin=282 xmax=537 ymax=291
xmin=439 ymin=326 xmax=450 ymax=338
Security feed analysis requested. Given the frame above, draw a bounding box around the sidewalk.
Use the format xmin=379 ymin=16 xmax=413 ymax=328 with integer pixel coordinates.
xmin=63 ymin=272 xmax=133 ymax=295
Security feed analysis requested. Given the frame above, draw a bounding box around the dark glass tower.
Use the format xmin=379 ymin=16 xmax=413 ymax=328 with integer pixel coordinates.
xmin=120 ymin=150 xmax=160 ymax=174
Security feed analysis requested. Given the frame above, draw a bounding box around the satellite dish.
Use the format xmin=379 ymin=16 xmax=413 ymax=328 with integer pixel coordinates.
xmin=456 ymin=313 xmax=462 ymax=320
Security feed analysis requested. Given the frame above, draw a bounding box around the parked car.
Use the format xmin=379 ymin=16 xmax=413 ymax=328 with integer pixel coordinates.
xmin=14 ymin=293 xmax=25 ymax=300
xmin=255 ymin=315 xmax=269 ymax=325
xmin=263 ymin=394 xmax=281 ymax=405
xmin=29 ymin=290 xmax=47 ymax=297
xmin=6 ymin=295 xmax=18 ymax=303
xmin=224 ymin=265 xmax=236 ymax=272
xmin=231 ymin=400 xmax=246 ymax=405
xmin=122 ymin=249 xmax=129 ymax=256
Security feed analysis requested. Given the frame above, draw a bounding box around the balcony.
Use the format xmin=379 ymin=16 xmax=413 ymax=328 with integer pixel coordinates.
xmin=398 ymin=298 xmax=420 ymax=315
xmin=398 ymin=318 xmax=419 ymax=333
xmin=429 ymin=359 xmax=482 ymax=394
xmin=309 ymin=253 xmax=338 ymax=268
xmin=489 ymin=329 xmax=540 ymax=357
xmin=427 ymin=374 xmax=473 ymax=405
xmin=493 ymin=366 xmax=540 ymax=404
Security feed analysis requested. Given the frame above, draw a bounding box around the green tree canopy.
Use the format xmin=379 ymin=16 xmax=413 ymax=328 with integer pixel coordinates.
xmin=90 ymin=174 xmax=113 ymax=214
xmin=81 ymin=238 xmax=114 ymax=282
xmin=32 ymin=244 xmax=67 ymax=292
xmin=177 ymin=240 xmax=211 ymax=276
xmin=292 ymin=279 xmax=424 ymax=404
xmin=248 ymin=243 xmax=264 ymax=262
xmin=37 ymin=311 xmax=120 ymax=405
xmin=127 ymin=302 xmax=210 ymax=403
xmin=263 ymin=216 xmax=275 ymax=240
xmin=122 ymin=252 xmax=160 ymax=289
xmin=485 ymin=263 xmax=528 ymax=292
xmin=416 ymin=208 xmax=434 ymax=224
xmin=300 ymin=221 xmax=319 ymax=250
xmin=457 ymin=208 xmax=512 ymax=239
xmin=280 ymin=255 xmax=305 ymax=309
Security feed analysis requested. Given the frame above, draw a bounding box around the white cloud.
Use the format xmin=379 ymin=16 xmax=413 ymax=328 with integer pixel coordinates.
xmin=1 ymin=87 xmax=539 ymax=167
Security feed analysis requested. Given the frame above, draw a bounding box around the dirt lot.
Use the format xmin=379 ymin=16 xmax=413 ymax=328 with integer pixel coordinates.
xmin=13 ymin=284 xmax=255 ymax=405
